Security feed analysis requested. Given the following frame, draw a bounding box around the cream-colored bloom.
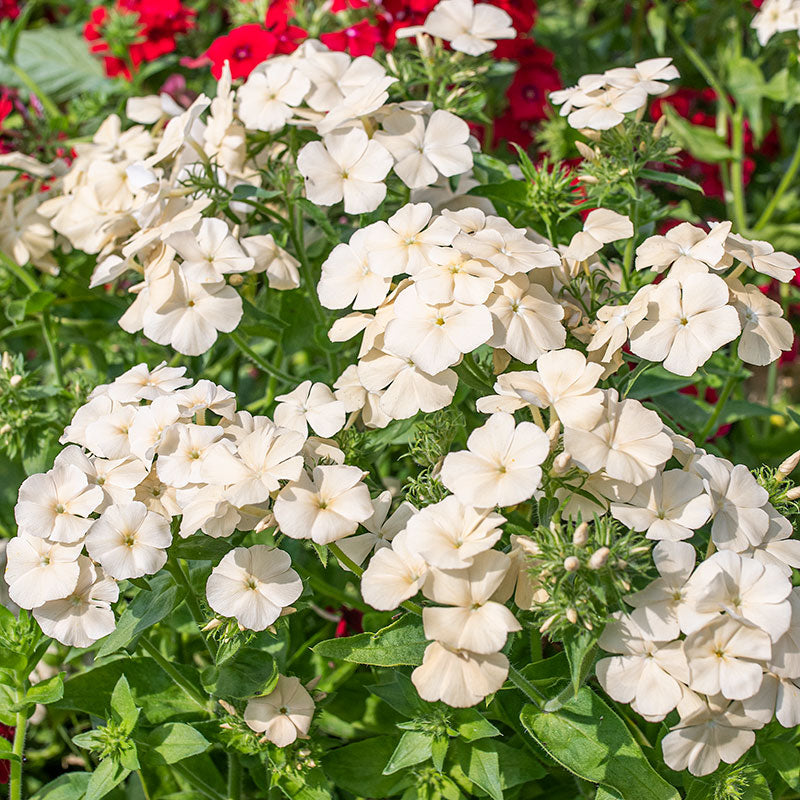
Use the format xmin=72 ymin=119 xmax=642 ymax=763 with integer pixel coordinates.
xmin=605 ymin=58 xmax=680 ymax=94
xmin=32 ymin=557 xmax=118 ymax=647
xmin=684 ymin=616 xmax=771 ymax=700
xmin=318 ymin=229 xmax=392 ymax=310
xmin=274 ymin=380 xmax=345 ymax=438
xmin=731 ymin=281 xmax=793 ymax=366
xmin=564 ymin=209 xmax=633 ymax=261
xmin=242 ymin=234 xmax=300 ymax=290
xmin=752 ymin=0 xmax=800 ymax=45
xmin=237 ymin=62 xmax=310 ymax=132
xmin=440 ymin=412 xmax=548 ymax=508
xmin=563 ymin=390 xmax=673 ymax=485
xmin=244 ymin=675 xmax=314 ymax=747
xmin=625 ymin=540 xmax=695 ymax=640
xmin=610 ymin=470 xmax=712 ymax=541
xmin=629 ymin=273 xmax=740 ymax=376
xmin=596 ymin=612 xmax=689 ymax=717
xmin=635 ymin=222 xmax=730 ymax=277
xmin=721 ymin=229 xmax=799 ymax=281
xmin=486 ymin=275 xmax=566 ymax=363
xmin=679 ymin=550 xmax=791 ymax=642
xmin=85 ymin=501 xmax=171 ymax=580
xmin=168 ymin=217 xmax=253 ymax=284
xmin=273 ymin=465 xmax=372 ymax=544
xmin=15 ymin=464 xmax=104 ymax=543
xmin=375 ymin=109 xmax=473 ymax=188
xmin=412 ymin=641 xmax=508 ymax=707
xmin=742 ymin=504 xmax=800 ymax=577
xmin=567 ymin=85 xmax=647 ymax=130
xmin=106 ymin=362 xmax=189 ymax=403
xmin=422 ymin=0 xmax=515 ymax=56
xmin=384 ymin=285 xmax=492 ymax=375
xmin=360 ymin=530 xmax=428 ymax=609
xmin=336 ymin=490 xmax=416 ymax=567
xmin=404 ymin=495 xmax=503 ymax=569
xmin=206 ymin=546 xmax=302 ymax=631
xmin=692 ymin=455 xmax=770 ymax=551
xmin=661 ymin=695 xmax=760 ymax=777
xmin=413 ymin=246 xmax=500 ymax=306
xmin=510 ymin=349 xmax=604 ymax=429
xmin=4 ymin=534 xmax=82 ymax=609
xmin=296 ymin=128 xmax=392 ymax=214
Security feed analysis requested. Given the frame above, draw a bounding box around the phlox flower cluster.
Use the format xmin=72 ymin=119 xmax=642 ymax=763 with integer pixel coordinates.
xmin=550 ymin=58 xmax=680 ymax=130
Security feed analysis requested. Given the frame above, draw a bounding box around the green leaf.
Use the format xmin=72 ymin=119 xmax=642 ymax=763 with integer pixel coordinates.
xmin=21 ymin=673 xmax=64 ymax=707
xmin=97 ymin=575 xmax=183 ymax=657
xmin=431 ymin=735 xmax=449 ymax=771
xmin=639 ymin=169 xmax=704 ymax=195
xmin=646 ymin=7 xmax=666 ymax=53
xmin=142 ymin=722 xmax=210 ymax=765
xmin=203 ymin=647 xmax=278 ymax=699
xmin=314 ymin=615 xmax=427 ymax=667
xmin=297 ymin=197 xmax=339 ymax=243
xmin=625 ymin=368 xmax=693 ymax=400
xmin=0 ymin=648 xmax=29 ymax=674
xmin=55 ymin=657 xmax=204 ymax=723
xmin=29 ymin=772 xmax=92 ymax=800
xmin=727 ymin=57 xmax=766 ymax=142
xmin=662 ymin=106 xmax=733 ymax=162
xmin=451 ymin=738 xmax=504 ymax=800
xmin=110 ymin=675 xmax=139 ymax=732
xmin=520 ymin=688 xmax=680 ymax=800
xmin=760 ymin=741 xmax=800 ymax=790
xmin=597 ymin=790 xmax=623 ymax=800
xmin=468 ymin=180 xmax=529 ymax=207
xmin=0 ymin=27 xmax=108 ymax=105
xmin=83 ymin=757 xmax=130 ymax=800
xmin=322 ymin=736 xmax=413 ymax=798
xmin=169 ymin=534 xmax=234 ymax=562
xmin=452 ymin=708 xmax=501 ymax=741
xmin=563 ymin=629 xmax=598 ymax=699
xmin=368 ymin=670 xmax=432 ymax=718
xmin=383 ymin=731 xmax=434 ymax=774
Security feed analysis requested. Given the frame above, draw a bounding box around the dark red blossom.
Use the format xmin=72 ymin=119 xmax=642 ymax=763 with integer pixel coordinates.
xmin=0 ymin=724 xmax=13 ymax=784
xmin=204 ymin=24 xmax=281 ymax=80
xmin=320 ymin=19 xmax=382 ymax=57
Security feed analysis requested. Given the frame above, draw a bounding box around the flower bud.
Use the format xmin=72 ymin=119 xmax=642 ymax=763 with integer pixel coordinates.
xmin=618 ymin=168 xmax=630 ymax=177
xmin=787 ymin=486 xmax=800 ymax=500
xmin=201 ymin=617 xmax=223 ymax=632
xmin=588 ymin=547 xmax=610 ymax=569
xmin=218 ymin=699 xmax=237 ymax=715
xmin=9 ymin=375 xmax=22 ymax=388
xmin=563 ymin=555 xmax=580 ymax=572
xmin=778 ymin=450 xmax=800 ymax=479
xmin=539 ymin=613 xmax=558 ymax=633
xmin=575 ymin=141 xmax=596 ymax=161
xmin=566 ymin=608 xmax=578 ymax=624
xmin=581 ymin=129 xmax=602 ymax=141
xmin=228 ymin=274 xmax=245 ymax=287
xmin=653 ymin=115 xmax=667 ymax=139
xmin=577 ymin=175 xmax=599 ymax=184
xmin=551 ymin=452 xmax=571 ymax=475
xmin=546 ymin=420 xmax=561 ymax=447
xmin=1 ymin=352 xmax=11 ymax=371
xmin=0 ymin=424 xmax=11 ymax=436
xmin=572 ymin=522 xmax=589 ymax=548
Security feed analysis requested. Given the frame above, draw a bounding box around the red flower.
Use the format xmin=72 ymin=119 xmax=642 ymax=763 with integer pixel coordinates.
xmin=506 ymin=46 xmax=561 ymax=121
xmin=0 ymin=0 xmax=19 ymax=19
xmin=333 ymin=607 xmax=364 ymax=637
xmin=320 ymin=19 xmax=382 ymax=57
xmin=204 ymin=25 xmax=280 ymax=80
xmin=331 ymin=0 xmax=370 ymax=10
xmin=377 ymin=0 xmax=436 ymax=47
xmin=0 ymin=724 xmax=13 ymax=784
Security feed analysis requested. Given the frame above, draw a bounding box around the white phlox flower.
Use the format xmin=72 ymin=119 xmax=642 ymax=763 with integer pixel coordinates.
xmin=421 ymin=0 xmax=515 ymax=56
xmin=244 ymin=675 xmax=315 ymax=747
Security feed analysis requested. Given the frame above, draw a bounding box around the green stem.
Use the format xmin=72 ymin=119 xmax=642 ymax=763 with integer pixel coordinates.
xmin=0 ymin=250 xmax=37 ymax=292
xmin=229 ymin=331 xmax=296 ymax=386
xmin=173 ymin=763 xmax=228 ymax=800
xmin=507 ymin=665 xmax=546 ymax=709
xmin=40 ymin=311 xmax=63 ymax=386
xmin=659 ymin=7 xmax=733 ymax=117
xmin=139 ymin=637 xmax=211 ymax=711
xmin=730 ymin=108 xmax=748 ymax=232
xmin=696 ymin=374 xmax=736 ymax=443
xmin=327 ymin=542 xmax=424 ymax=616
xmin=8 ymin=63 xmax=59 ymax=118
xmin=226 ymin=752 xmax=242 ymax=800
xmin=8 ymin=686 xmax=26 ymax=800
xmin=755 ymin=134 xmax=800 ymax=231
xmin=165 ymin=559 xmax=218 ymax=658
xmin=287 ymin=201 xmax=325 ymax=326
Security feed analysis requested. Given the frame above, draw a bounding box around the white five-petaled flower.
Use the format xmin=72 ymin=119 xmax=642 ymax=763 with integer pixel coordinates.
xmin=244 ymin=675 xmax=315 ymax=747
xmin=629 ymin=273 xmax=741 ymax=377
xmin=273 ymin=465 xmax=373 ymax=545
xmin=206 ymin=545 xmax=303 ymax=631
xmin=85 ymin=501 xmax=171 ymax=580
xmin=296 ymin=128 xmax=393 ymax=214
xmin=440 ymin=412 xmax=549 ymax=508
xmin=422 ymin=0 xmax=515 ymax=56
xmin=274 ymin=380 xmax=346 ymax=438
xmin=237 ymin=61 xmax=311 ymax=132
xmin=15 ymin=464 xmax=104 ymax=543
xmin=168 ymin=217 xmax=254 ymax=284
xmin=360 ymin=529 xmax=429 ymax=610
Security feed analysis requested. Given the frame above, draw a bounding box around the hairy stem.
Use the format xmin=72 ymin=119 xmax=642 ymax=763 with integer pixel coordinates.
xmin=755 ymin=133 xmax=800 ymax=231
xmin=696 ymin=374 xmax=736 ymax=443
